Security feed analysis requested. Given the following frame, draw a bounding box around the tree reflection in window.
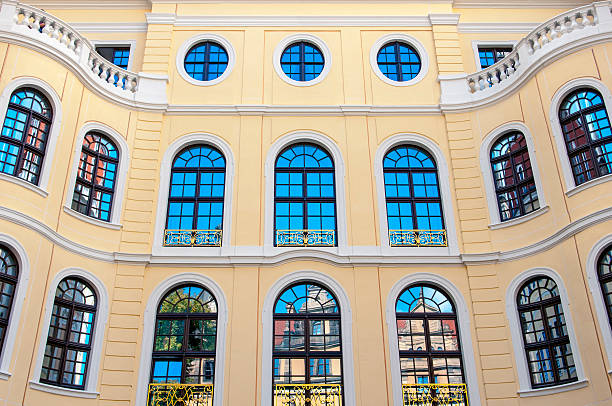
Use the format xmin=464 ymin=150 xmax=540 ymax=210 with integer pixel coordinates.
xmin=0 ymin=245 xmax=18 ymax=358
xmin=151 ymin=285 xmax=218 ymax=385
xmin=0 ymin=87 xmax=52 ymax=185
xmin=273 ymin=283 xmax=343 ymax=387
xmin=517 ymin=276 xmax=577 ymax=388
xmin=166 ymin=145 xmax=226 ymax=232
xmin=395 ymin=284 xmax=465 ymax=385
xmin=559 ymin=88 xmax=612 ymax=186
xmin=599 ymin=245 xmax=612 ymax=331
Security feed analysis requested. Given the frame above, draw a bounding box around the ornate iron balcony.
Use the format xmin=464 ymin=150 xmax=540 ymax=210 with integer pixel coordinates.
xmin=147 ymin=383 xmax=214 ymax=406
xmin=274 ymin=384 xmax=342 ymax=406
xmin=402 ymin=384 xmax=468 ymax=406
xmin=276 ymin=230 xmax=335 ymax=247
xmin=164 ymin=230 xmax=222 ymax=247
xmin=389 ymin=230 xmax=447 ymax=247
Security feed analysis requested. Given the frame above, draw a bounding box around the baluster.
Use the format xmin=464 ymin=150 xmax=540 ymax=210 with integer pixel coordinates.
xmin=569 ymin=14 xmax=580 ymax=31
xmin=32 ymin=13 xmax=42 ymax=32
xmin=13 ymin=9 xmax=23 ymax=25
xmin=51 ymin=23 xmax=60 ymax=40
xmin=42 ymin=18 xmax=52 ymax=36
xmin=468 ymin=79 xmax=476 ymax=94
xmin=490 ymin=71 xmax=499 ymax=85
xmin=106 ymin=68 xmax=116 ymax=84
xmin=499 ymin=66 xmax=507 ymax=81
xmin=478 ymin=76 xmax=486 ymax=91
xmin=60 ymin=28 xmax=69 ymax=46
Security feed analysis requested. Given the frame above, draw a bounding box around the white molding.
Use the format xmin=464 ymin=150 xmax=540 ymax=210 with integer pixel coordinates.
xmin=0 ymin=371 xmax=10 ymax=380
xmin=62 ymin=206 xmax=122 ymax=230
xmin=0 ymin=172 xmax=48 ymax=197
xmin=64 ymin=122 xmax=130 ymax=226
xmin=71 ymin=22 xmax=148 ymax=33
xmin=134 ymin=273 xmax=228 ymax=406
xmin=272 ymin=34 xmax=332 ymax=87
xmin=260 ymin=270 xmax=356 ymax=406
xmin=31 ymin=268 xmax=110 ymax=396
xmin=145 ymin=13 xmax=176 ymax=25
xmin=0 ymin=234 xmax=30 ymax=377
xmin=517 ymin=378 xmax=589 ymax=397
xmin=471 ymin=40 xmax=517 ymax=70
xmin=489 ymin=206 xmax=549 ymax=230
xmin=0 ymin=77 xmax=63 ymax=194
xmin=29 ymin=381 xmax=100 ymax=399
xmin=152 ymin=133 xmax=235 ymax=256
xmin=549 ymin=77 xmax=612 ymax=193
xmin=566 ymin=173 xmax=612 ymax=197
xmin=479 ymin=122 xmax=547 ymax=226
xmin=165 ymin=104 xmax=442 ymax=116
xmin=454 ymin=0 xmax=590 ymax=7
xmin=428 ymin=13 xmax=461 ymax=25
xmin=459 ymin=23 xmax=539 ymax=33
xmin=386 ymin=273 xmax=482 ymax=406
xmin=585 ymin=234 xmax=612 ymax=370
xmin=263 ymin=131 xmax=348 ymax=253
xmin=175 ymin=34 xmax=235 ymax=87
xmin=369 ymin=34 xmax=430 ymax=87
xmin=505 ymin=268 xmax=587 ymax=393
xmin=90 ymin=40 xmax=136 ymax=71
xmin=373 ymin=134 xmax=460 ymax=256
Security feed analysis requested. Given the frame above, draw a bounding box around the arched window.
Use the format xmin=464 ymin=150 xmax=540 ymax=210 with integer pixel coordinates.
xmin=148 ymin=285 xmax=217 ymax=403
xmin=164 ymin=145 xmax=226 ymax=247
xmin=490 ymin=131 xmax=539 ymax=221
xmin=0 ymin=245 xmax=18 ymax=357
xmin=274 ymin=143 xmax=336 ymax=247
xmin=71 ymin=132 xmax=119 ymax=222
xmin=383 ymin=145 xmax=446 ymax=247
xmin=40 ymin=277 xmax=97 ymax=389
xmin=598 ymin=245 xmax=612 ymax=330
xmin=0 ymin=87 xmax=52 ymax=185
xmin=395 ymin=285 xmax=467 ymax=402
xmin=272 ymin=282 xmax=343 ymax=403
xmin=517 ymin=276 xmax=577 ymax=388
xmin=559 ymin=88 xmax=612 ymax=186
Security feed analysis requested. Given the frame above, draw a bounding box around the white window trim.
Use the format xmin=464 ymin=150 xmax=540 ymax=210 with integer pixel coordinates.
xmin=31 ymin=268 xmax=109 ymax=397
xmin=134 ymin=273 xmax=229 ymax=406
xmin=386 ymin=273 xmax=482 ymax=406
xmin=0 ymin=77 xmax=63 ymax=194
xmin=90 ymin=40 xmax=136 ymax=71
xmin=273 ymin=34 xmax=332 ymax=87
xmin=549 ymin=77 xmax=612 ymax=194
xmin=263 ymin=131 xmax=348 ymax=255
xmin=152 ymin=133 xmax=235 ymax=256
xmin=260 ymin=270 xmax=356 ymax=406
xmin=176 ymin=34 xmax=236 ymax=87
xmin=374 ymin=133 xmax=460 ymax=256
xmin=64 ymin=122 xmax=129 ymax=227
xmin=585 ymin=234 xmax=612 ymax=373
xmin=471 ymin=41 xmax=517 ymax=70
xmin=505 ymin=267 xmax=587 ymax=395
xmin=479 ymin=122 xmax=547 ymax=227
xmin=369 ymin=34 xmax=429 ymax=87
xmin=0 ymin=234 xmax=31 ymax=378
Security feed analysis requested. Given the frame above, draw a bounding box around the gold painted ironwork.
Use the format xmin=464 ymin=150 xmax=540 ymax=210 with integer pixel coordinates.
xmin=147 ymin=383 xmax=214 ymax=406
xmin=276 ymin=230 xmax=335 ymax=247
xmin=402 ymin=384 xmax=468 ymax=406
xmin=164 ymin=230 xmax=222 ymax=247
xmin=274 ymin=384 xmax=342 ymax=406
xmin=389 ymin=230 xmax=447 ymax=247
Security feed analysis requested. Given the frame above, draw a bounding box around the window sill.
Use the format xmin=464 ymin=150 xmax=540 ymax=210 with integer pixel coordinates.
xmin=0 ymin=173 xmax=48 ymax=197
xmin=63 ymin=206 xmax=122 ymax=230
xmin=489 ymin=206 xmax=549 ymax=230
xmin=0 ymin=370 xmax=11 ymax=380
xmin=566 ymin=174 xmax=612 ymax=197
xmin=29 ymin=381 xmax=99 ymax=399
xmin=518 ymin=379 xmax=588 ymax=397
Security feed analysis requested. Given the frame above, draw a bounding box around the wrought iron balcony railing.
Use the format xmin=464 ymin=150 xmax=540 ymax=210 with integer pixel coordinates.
xmin=402 ymin=384 xmax=468 ymax=406
xmin=389 ymin=230 xmax=447 ymax=247
xmin=274 ymin=384 xmax=342 ymax=406
xmin=147 ymin=383 xmax=214 ymax=406
xmin=164 ymin=229 xmax=222 ymax=247
xmin=276 ymin=230 xmax=336 ymax=247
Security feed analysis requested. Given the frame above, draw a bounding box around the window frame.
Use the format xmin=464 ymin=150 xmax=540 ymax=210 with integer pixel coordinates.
xmin=471 ymin=41 xmax=516 ymax=70
xmin=370 ymin=34 xmax=429 ymax=87
xmin=176 ymin=34 xmax=235 ymax=87
xmin=92 ymin=42 xmax=135 ymax=70
xmin=273 ymin=34 xmax=332 ymax=87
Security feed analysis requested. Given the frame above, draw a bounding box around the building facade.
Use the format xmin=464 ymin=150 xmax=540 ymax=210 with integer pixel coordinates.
xmin=0 ymin=0 xmax=610 ymax=405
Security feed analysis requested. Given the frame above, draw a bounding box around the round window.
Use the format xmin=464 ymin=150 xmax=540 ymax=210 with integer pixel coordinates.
xmin=376 ymin=41 xmax=422 ymax=82
xmin=184 ymin=41 xmax=229 ymax=82
xmin=280 ymin=41 xmax=325 ymax=82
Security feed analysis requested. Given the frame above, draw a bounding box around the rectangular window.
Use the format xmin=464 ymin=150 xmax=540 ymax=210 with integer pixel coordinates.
xmin=477 ymin=46 xmax=513 ymax=69
xmin=95 ymin=46 xmax=131 ymax=69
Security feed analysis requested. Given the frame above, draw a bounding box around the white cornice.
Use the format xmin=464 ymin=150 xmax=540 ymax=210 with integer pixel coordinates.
xmin=453 ymin=0 xmax=590 ymax=7
xmin=458 ymin=22 xmax=539 ymax=33
xmin=25 ymin=0 xmax=150 ymax=8
xmin=428 ymin=13 xmax=461 ymax=25
xmin=165 ymin=104 xmax=442 ymax=116
xmin=1 ymin=205 xmax=611 ymax=266
xmin=70 ymin=22 xmax=148 ymax=33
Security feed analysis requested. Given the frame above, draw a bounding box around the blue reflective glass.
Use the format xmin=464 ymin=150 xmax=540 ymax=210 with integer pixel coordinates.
xmin=184 ymin=41 xmax=228 ymax=81
xmin=280 ymin=42 xmax=325 ymax=82
xmin=377 ymin=41 xmax=421 ymax=82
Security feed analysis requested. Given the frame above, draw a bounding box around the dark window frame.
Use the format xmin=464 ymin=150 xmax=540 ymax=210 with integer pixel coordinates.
xmin=280 ymin=41 xmax=325 ymax=82
xmin=376 ymin=41 xmax=422 ymax=82
xmin=0 ymin=245 xmax=18 ymax=358
xmin=183 ymin=41 xmax=229 ymax=82
xmin=598 ymin=245 xmax=612 ymax=330
xmin=477 ymin=46 xmax=513 ymax=69
xmin=94 ymin=46 xmax=131 ymax=70
xmin=0 ymin=87 xmax=53 ymax=186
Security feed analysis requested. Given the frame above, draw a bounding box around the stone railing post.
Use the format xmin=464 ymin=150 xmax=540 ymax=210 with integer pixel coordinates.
xmin=0 ymin=0 xmax=17 ymax=30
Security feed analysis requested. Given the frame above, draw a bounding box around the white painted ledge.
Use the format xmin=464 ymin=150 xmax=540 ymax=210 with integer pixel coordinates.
xmin=489 ymin=206 xmax=549 ymax=230
xmin=518 ymin=379 xmax=588 ymax=397
xmin=566 ymin=174 xmax=612 ymax=197
xmin=63 ymin=206 xmax=122 ymax=230
xmin=0 ymin=173 xmax=48 ymax=197
xmin=29 ymin=381 xmax=100 ymax=399
xmin=0 ymin=370 xmax=11 ymax=380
